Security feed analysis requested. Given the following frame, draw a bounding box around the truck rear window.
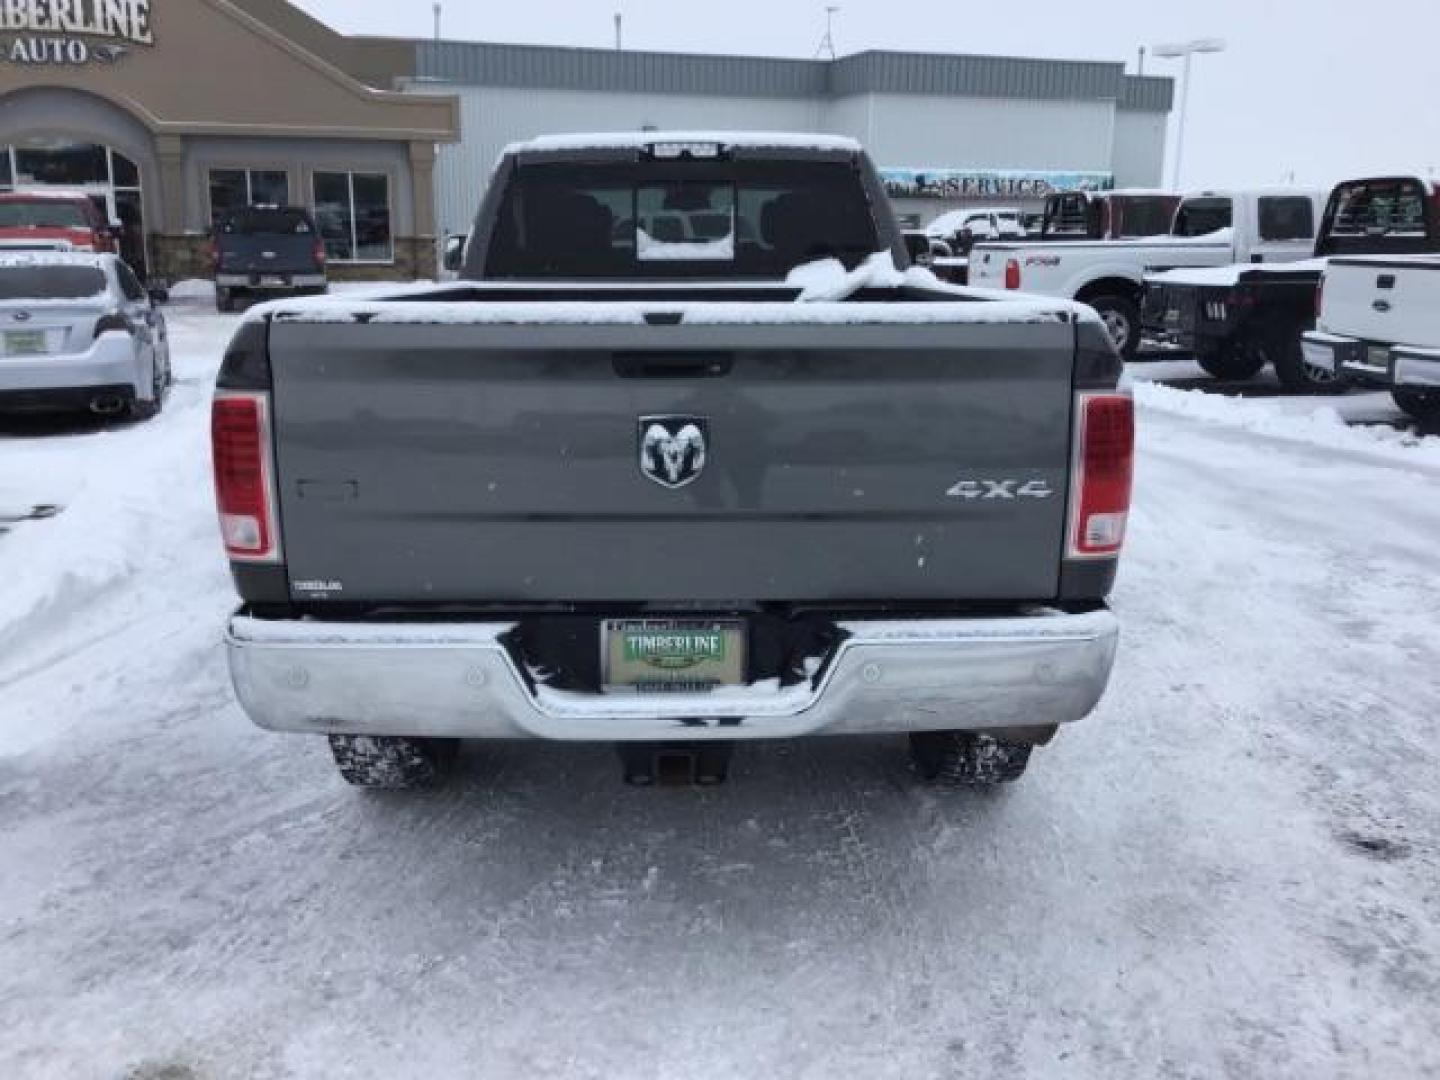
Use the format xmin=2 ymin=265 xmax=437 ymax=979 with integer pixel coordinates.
xmin=0 ymin=266 xmax=106 ymax=300
xmin=219 ymin=209 xmax=314 ymax=236
xmin=1043 ymin=194 xmax=1096 ymax=237
xmin=1113 ymin=197 xmax=1175 ymax=238
xmin=1172 ymin=198 xmax=1233 ymax=237
xmin=1258 ymin=197 xmax=1314 ymax=242
xmin=0 ymin=201 xmax=91 ymax=229
xmin=1317 ymin=179 xmax=1436 ymax=256
xmin=484 ymin=161 xmax=881 ymax=279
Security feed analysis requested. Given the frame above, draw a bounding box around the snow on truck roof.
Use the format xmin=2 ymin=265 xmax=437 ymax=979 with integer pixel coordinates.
xmin=0 ymin=251 xmax=114 ymax=270
xmin=0 ymin=189 xmax=98 ymax=202
xmin=506 ymin=131 xmax=864 ymax=155
xmin=1182 ymin=188 xmax=1324 ymax=200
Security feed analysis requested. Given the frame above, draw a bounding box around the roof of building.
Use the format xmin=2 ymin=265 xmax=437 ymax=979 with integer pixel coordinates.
xmin=413 ymin=40 xmax=1173 ymax=111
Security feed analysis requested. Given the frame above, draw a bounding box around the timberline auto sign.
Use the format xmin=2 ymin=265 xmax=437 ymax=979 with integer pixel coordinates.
xmin=881 ymin=167 xmax=1114 ymax=200
xmin=2 ymin=0 xmax=154 ymax=65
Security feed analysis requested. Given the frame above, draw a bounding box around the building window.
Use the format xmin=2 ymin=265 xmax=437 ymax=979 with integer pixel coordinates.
xmin=0 ymin=149 xmax=12 ymax=191
xmin=209 ymin=168 xmax=290 ymax=225
xmin=313 ymin=171 xmax=393 ymax=263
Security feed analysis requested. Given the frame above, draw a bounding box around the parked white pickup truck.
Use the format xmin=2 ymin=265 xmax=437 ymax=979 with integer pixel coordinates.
xmin=969 ymin=189 xmax=1326 ymax=358
xmin=1303 ymin=255 xmax=1440 ymax=424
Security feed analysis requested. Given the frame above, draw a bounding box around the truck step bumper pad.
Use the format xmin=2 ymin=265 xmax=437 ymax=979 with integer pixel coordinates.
xmin=1393 ymin=347 xmax=1440 ymax=389
xmin=225 ymin=609 xmax=1119 ymax=742
xmin=1300 ymin=331 xmax=1355 ymax=376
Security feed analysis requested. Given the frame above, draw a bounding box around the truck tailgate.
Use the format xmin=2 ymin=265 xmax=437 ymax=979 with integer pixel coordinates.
xmin=266 ymin=315 xmax=1078 ymax=603
xmin=1323 ymin=258 xmax=1440 ymax=347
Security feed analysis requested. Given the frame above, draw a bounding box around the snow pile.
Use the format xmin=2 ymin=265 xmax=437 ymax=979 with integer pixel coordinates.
xmin=168 ymin=278 xmax=216 ymax=301
xmin=786 ymin=252 xmax=905 ymax=301
xmin=1135 ymin=381 xmax=1440 ymax=467
xmin=0 ymin=314 xmax=227 ymax=658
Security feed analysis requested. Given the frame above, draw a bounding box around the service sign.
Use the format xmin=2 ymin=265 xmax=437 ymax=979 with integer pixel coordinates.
xmin=881 ymin=167 xmax=1114 ymax=200
xmin=1 ymin=0 xmax=154 ymax=66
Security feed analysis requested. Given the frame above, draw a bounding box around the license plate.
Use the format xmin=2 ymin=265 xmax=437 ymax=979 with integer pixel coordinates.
xmin=260 ymin=275 xmax=286 ymax=287
xmin=1165 ymin=307 xmax=1181 ymax=324
xmin=1366 ymin=345 xmax=1391 ymax=371
xmin=602 ymin=619 xmax=746 ymax=693
xmin=3 ymin=330 xmax=48 ymax=355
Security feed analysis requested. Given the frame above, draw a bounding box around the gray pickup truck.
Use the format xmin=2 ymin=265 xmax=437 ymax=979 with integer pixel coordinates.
xmin=212 ymin=133 xmax=1131 ymax=791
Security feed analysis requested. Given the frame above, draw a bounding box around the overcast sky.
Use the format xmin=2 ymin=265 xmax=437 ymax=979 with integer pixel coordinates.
xmin=295 ymin=0 xmax=1440 ymax=191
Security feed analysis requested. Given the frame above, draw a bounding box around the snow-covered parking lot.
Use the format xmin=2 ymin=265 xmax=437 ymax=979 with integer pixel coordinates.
xmin=2 ymin=298 xmax=1439 ymax=1079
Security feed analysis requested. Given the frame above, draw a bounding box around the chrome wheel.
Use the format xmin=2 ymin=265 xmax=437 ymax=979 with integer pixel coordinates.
xmin=1100 ymin=311 xmax=1134 ymax=352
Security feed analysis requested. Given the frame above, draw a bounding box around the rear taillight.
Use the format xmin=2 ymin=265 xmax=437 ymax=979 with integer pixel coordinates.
xmin=94 ymin=312 xmax=132 ymax=337
xmin=207 ymin=240 xmax=220 ymax=270
xmin=1067 ymin=392 xmax=1135 ymax=559
xmin=313 ymin=239 xmax=327 ymax=266
xmin=212 ymin=391 xmax=282 ymax=563
xmin=1004 ymin=258 xmax=1021 ymax=290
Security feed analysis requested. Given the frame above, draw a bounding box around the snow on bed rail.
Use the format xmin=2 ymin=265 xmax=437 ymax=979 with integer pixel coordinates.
xmin=259 ymin=296 xmax=1086 ymax=328
xmin=251 ymin=253 xmax=1100 ymax=329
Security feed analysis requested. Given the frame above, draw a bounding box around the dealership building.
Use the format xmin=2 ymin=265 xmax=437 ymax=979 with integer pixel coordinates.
xmin=0 ymin=0 xmax=1173 ymax=282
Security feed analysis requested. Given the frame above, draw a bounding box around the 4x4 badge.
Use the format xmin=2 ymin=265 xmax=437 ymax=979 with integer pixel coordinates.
xmin=639 ymin=416 xmax=708 ymax=489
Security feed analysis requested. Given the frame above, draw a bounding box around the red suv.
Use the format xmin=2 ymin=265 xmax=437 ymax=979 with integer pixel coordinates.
xmin=0 ymin=192 xmax=119 ymax=255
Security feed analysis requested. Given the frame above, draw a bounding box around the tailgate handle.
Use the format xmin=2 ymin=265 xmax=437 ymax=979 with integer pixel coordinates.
xmin=612 ymin=351 xmax=734 ymax=379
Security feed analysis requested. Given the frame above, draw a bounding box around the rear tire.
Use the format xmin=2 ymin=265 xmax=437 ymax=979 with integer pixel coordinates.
xmin=909 ymin=731 xmax=1033 ymax=786
xmin=1269 ymin=324 xmax=1344 ymax=394
xmin=328 ymin=735 xmax=457 ymax=789
xmin=1195 ymin=343 xmax=1265 ymax=381
xmin=127 ymin=355 xmax=168 ymax=421
xmin=1085 ymin=294 xmax=1141 ymax=361
xmin=1393 ymin=387 xmax=1440 ymax=424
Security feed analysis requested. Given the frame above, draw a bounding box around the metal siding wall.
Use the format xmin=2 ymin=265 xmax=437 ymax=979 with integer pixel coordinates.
xmin=846 ymin=94 xmax=1116 ymax=173
xmin=410 ymin=44 xmax=1173 ymax=238
xmin=828 ymin=52 xmax=1122 ymax=101
xmin=419 ymin=42 xmax=826 ymax=98
xmin=1121 ymin=76 xmax=1175 ymax=112
xmin=429 ymin=85 xmax=826 ymax=236
xmin=1111 ymin=109 xmax=1169 ymax=188
xmin=416 ymin=42 xmax=1169 ymax=109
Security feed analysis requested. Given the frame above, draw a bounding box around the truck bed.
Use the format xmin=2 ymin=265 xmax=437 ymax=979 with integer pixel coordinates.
xmin=251 ymin=282 xmax=1103 ymax=606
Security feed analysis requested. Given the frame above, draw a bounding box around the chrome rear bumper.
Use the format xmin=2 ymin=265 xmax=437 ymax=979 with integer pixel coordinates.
xmin=226 ymin=609 xmax=1119 ymax=742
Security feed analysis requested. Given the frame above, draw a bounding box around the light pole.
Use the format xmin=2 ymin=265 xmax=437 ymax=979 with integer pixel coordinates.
xmin=1152 ymin=38 xmax=1225 ymax=189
